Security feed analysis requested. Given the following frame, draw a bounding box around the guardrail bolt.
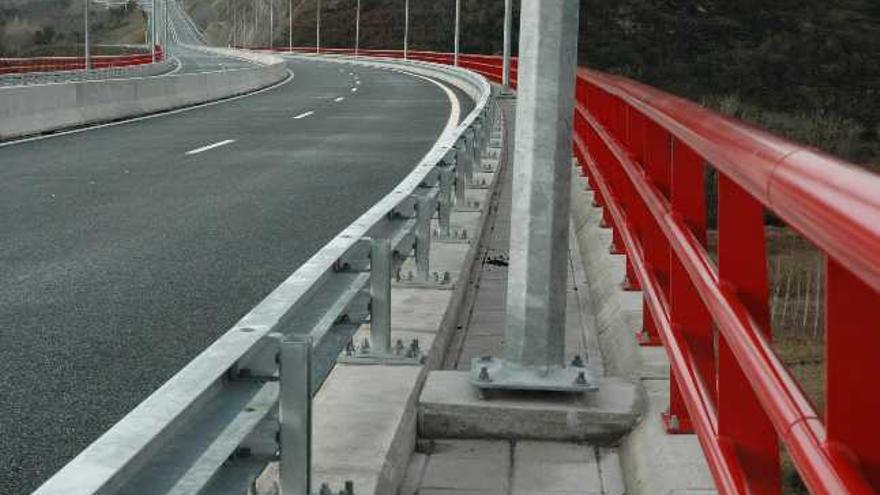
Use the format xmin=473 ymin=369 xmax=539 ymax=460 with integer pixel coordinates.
xmin=571 ymin=355 xmax=585 ymax=368
xmin=394 ymin=339 xmax=405 ymax=355
xmin=575 ymin=371 xmax=588 ymax=386
xmin=405 ymin=339 xmax=420 ymax=358
xmin=478 ymin=366 xmax=491 ymax=382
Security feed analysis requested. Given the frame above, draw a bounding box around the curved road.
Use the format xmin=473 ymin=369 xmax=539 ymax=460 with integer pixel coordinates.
xmin=0 ymin=56 xmax=465 ymax=494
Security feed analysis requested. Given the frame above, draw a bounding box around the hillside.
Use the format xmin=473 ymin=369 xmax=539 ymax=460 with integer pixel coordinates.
xmin=0 ymin=0 xmax=147 ymax=57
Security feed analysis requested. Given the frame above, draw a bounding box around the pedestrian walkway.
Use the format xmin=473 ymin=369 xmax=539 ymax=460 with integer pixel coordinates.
xmin=402 ymin=100 xmax=626 ymax=495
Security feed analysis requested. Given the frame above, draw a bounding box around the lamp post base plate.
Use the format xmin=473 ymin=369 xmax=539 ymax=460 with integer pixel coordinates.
xmin=469 ymin=357 xmax=599 ymax=393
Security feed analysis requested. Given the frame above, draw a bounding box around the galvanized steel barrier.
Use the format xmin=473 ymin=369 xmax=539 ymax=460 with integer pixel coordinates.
xmin=0 ymin=46 xmax=163 ymax=74
xmin=0 ymin=46 xmax=168 ymax=87
xmin=388 ymin=51 xmax=878 ymax=494
xmin=34 ymin=55 xmax=496 ymax=495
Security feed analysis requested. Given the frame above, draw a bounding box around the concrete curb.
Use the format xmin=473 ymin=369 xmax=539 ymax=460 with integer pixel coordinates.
xmin=0 ymin=46 xmax=288 ymax=142
xmin=569 ymin=167 xmax=718 ymax=495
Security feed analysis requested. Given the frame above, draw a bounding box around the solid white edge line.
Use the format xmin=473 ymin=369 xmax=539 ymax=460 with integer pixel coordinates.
xmin=293 ymin=111 xmax=315 ymax=120
xmin=0 ymin=69 xmax=295 ymax=150
xmin=185 ymin=139 xmax=236 ymax=155
xmin=392 ymin=69 xmax=461 ymax=138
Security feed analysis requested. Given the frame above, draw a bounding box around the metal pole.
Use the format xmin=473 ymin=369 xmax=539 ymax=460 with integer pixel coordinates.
xmin=152 ymin=0 xmax=157 ymax=62
xmin=279 ymin=336 xmax=312 ymax=495
xmin=254 ymin=0 xmax=259 ymax=48
xmin=453 ymin=0 xmax=460 ymax=66
xmin=316 ymin=0 xmax=321 ymax=53
xmin=83 ymin=0 xmax=90 ymax=70
xmin=162 ymin=0 xmax=168 ymax=54
xmin=270 ymin=0 xmax=274 ymax=49
xmin=289 ymin=0 xmax=293 ymax=51
xmin=233 ymin=1 xmax=238 ymax=47
xmin=502 ymin=0 xmax=512 ymax=90
xmin=355 ymin=0 xmax=361 ymax=57
xmin=403 ymin=0 xmax=409 ymax=60
xmin=503 ymin=0 xmax=580 ymax=368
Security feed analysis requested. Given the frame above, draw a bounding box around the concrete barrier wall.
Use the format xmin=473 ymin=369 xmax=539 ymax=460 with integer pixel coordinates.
xmin=0 ymin=47 xmax=287 ymax=141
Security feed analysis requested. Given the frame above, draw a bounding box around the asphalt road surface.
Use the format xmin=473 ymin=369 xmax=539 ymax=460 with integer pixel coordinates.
xmin=0 ymin=56 xmax=469 ymax=494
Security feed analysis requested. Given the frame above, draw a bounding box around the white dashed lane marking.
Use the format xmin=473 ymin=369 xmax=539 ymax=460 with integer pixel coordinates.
xmin=293 ymin=111 xmax=315 ymax=120
xmin=185 ymin=139 xmax=236 ymax=155
xmin=334 ymin=96 xmax=345 ymax=102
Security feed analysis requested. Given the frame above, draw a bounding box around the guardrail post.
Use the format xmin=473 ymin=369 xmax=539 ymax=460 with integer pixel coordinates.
xmin=472 ymin=120 xmax=484 ymax=170
xmin=415 ymin=194 xmax=432 ymax=280
xmin=454 ymin=139 xmax=468 ymax=206
xmin=463 ymin=129 xmax=475 ymax=185
xmin=280 ymin=336 xmax=312 ymax=495
xmin=717 ymin=176 xmax=780 ymax=492
xmin=439 ymin=159 xmax=455 ymax=237
xmin=471 ymin=0 xmax=594 ymax=393
xmin=370 ymin=238 xmax=392 ymax=354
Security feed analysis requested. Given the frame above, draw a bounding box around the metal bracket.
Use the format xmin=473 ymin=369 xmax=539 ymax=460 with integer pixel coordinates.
xmin=314 ymin=480 xmax=355 ymax=495
xmin=432 ymin=227 xmax=472 ymax=244
xmin=469 ymin=356 xmax=599 ymax=393
xmin=393 ymin=269 xmax=455 ymax=290
xmin=338 ymin=337 xmax=426 ymax=366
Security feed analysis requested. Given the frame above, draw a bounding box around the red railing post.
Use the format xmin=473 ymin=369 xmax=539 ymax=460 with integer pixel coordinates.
xmin=639 ymin=121 xmax=672 ymax=346
xmin=825 ymin=259 xmax=880 ymax=491
xmin=664 ymin=139 xmax=713 ymax=434
xmin=717 ymin=175 xmax=780 ymax=494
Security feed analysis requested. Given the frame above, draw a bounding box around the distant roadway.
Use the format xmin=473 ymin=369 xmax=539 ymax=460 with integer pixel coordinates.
xmin=0 ymin=55 xmax=471 ymax=494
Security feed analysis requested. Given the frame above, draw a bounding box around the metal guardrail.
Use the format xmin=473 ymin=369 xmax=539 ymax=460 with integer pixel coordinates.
xmin=0 ymin=59 xmax=176 ymax=88
xmin=0 ymin=48 xmax=171 ymax=88
xmin=34 ymin=56 xmax=496 ymax=495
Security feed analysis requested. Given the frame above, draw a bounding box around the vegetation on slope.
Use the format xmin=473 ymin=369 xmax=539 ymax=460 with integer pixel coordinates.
xmin=0 ymin=0 xmax=147 ymax=57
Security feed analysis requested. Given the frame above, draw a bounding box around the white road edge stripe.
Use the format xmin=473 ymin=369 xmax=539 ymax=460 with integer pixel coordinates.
xmin=293 ymin=111 xmax=315 ymax=120
xmin=186 ymin=139 xmax=236 ymax=155
xmin=392 ymin=70 xmax=461 ymax=138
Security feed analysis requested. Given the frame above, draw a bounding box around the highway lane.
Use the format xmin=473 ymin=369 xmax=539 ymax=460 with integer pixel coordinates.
xmin=0 ymin=56 xmax=464 ymax=494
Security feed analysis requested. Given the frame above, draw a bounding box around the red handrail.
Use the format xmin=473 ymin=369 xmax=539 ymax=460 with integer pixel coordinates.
xmin=0 ymin=46 xmax=164 ymax=76
xmin=268 ymin=46 xmax=879 ymax=494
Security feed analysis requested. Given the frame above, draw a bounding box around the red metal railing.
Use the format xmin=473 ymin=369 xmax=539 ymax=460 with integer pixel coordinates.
xmin=0 ymin=46 xmax=163 ymax=76
xmin=268 ymin=46 xmax=880 ymax=494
